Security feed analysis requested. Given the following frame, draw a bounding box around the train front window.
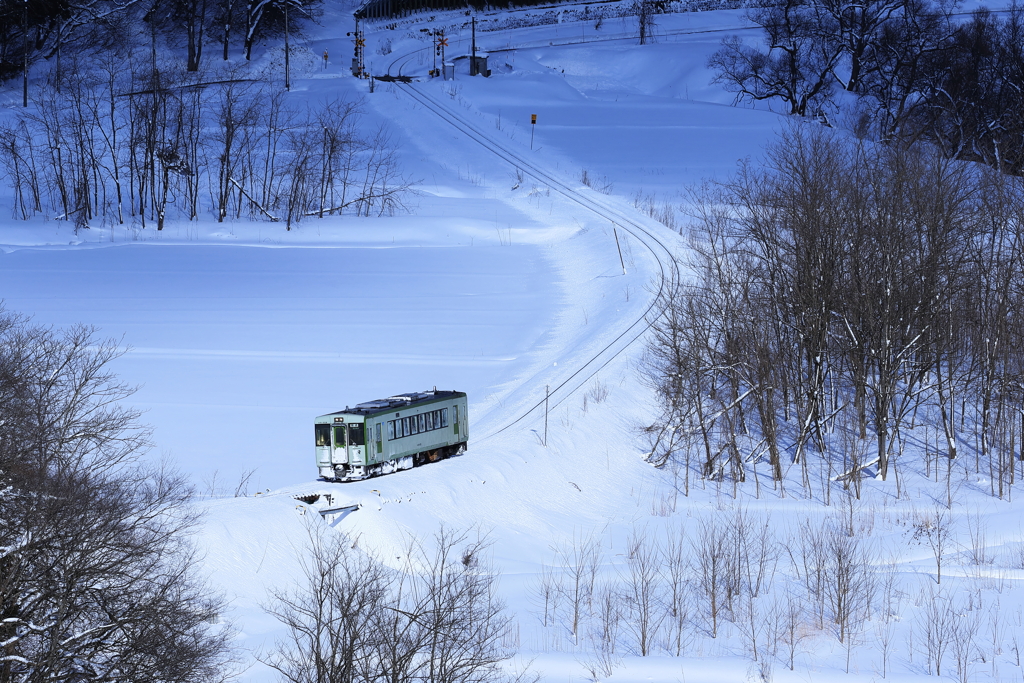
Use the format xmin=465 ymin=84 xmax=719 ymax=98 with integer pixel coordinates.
xmin=315 ymin=424 xmax=331 ymax=447
xmin=333 ymin=426 xmax=347 ymax=448
xmin=349 ymin=423 xmax=365 ymax=446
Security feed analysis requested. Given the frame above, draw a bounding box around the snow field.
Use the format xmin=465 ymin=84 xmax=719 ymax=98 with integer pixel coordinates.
xmin=3 ymin=3 xmax=1024 ymax=682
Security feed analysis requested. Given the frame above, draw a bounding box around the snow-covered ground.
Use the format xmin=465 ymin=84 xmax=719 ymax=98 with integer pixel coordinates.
xmin=3 ymin=3 xmax=1024 ymax=682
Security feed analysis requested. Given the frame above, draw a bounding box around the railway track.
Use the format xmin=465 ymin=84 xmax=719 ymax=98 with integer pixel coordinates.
xmin=383 ymin=45 xmax=681 ymax=441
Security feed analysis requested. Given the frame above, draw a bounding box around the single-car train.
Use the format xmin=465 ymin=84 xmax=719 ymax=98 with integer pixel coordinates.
xmin=315 ymin=389 xmax=468 ymax=481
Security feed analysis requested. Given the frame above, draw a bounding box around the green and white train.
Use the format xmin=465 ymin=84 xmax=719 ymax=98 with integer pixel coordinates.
xmin=314 ymin=389 xmax=468 ymax=481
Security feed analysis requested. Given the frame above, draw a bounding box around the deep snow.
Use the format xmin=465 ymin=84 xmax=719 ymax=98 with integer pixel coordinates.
xmin=3 ymin=3 xmax=1024 ymax=682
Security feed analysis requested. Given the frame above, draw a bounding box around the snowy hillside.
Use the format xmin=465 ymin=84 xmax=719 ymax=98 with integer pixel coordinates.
xmin=3 ymin=2 xmax=1024 ymax=682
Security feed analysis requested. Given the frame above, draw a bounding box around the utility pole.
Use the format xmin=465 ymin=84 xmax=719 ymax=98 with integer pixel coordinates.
xmin=471 ymin=16 xmax=476 ymax=74
xmin=613 ymin=224 xmax=626 ymax=274
xmin=544 ymin=385 xmax=549 ymax=447
xmin=432 ymin=29 xmax=438 ymax=77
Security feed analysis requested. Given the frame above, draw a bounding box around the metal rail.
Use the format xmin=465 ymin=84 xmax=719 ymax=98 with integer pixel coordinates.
xmin=383 ymin=46 xmax=681 ymax=441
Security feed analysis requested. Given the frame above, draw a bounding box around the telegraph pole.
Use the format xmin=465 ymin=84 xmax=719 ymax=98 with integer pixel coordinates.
xmin=544 ymin=385 xmax=549 ymax=447
xmin=432 ymin=29 xmax=438 ymax=77
xmin=613 ymin=224 xmax=626 ymax=274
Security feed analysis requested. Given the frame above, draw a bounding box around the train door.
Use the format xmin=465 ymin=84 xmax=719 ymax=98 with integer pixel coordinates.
xmin=332 ymin=423 xmax=348 ymax=464
xmin=453 ymin=405 xmax=460 ymax=436
xmin=348 ymin=422 xmax=366 ymax=465
xmin=315 ymin=423 xmax=332 ymax=469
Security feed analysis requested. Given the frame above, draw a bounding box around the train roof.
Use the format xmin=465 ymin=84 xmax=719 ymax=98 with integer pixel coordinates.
xmin=317 ymin=390 xmax=466 ymax=419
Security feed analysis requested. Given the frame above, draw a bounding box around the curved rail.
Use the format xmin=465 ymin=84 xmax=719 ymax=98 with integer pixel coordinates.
xmin=380 ymin=30 xmax=681 ymax=442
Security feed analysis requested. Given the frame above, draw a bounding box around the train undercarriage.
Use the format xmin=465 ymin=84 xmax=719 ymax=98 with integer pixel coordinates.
xmin=323 ymin=442 xmax=467 ymax=482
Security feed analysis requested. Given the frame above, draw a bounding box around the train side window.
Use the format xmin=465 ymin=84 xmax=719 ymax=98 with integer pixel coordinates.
xmin=315 ymin=424 xmax=331 ymax=447
xmin=333 ymin=425 xmax=347 ymax=448
xmin=441 ymin=408 xmax=448 ymax=427
xmin=388 ymin=421 xmax=395 ymax=440
xmin=428 ymin=411 xmax=436 ymax=430
xmin=403 ymin=417 xmax=411 ymax=435
xmin=417 ymin=414 xmax=425 ymax=432
xmin=349 ymin=423 xmax=365 ymax=446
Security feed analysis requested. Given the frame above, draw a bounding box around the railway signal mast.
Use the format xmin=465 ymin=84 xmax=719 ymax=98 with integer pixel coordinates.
xmin=437 ymin=31 xmax=449 ymax=79
xmin=348 ymin=20 xmax=366 ymax=78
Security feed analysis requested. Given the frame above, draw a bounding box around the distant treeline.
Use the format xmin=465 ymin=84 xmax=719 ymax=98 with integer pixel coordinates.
xmin=709 ymin=0 xmax=1024 ymax=176
xmin=0 ymin=0 xmax=320 ymax=79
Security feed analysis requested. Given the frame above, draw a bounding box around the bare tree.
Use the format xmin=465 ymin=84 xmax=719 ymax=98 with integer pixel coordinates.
xmin=263 ymin=526 xmax=398 ymax=683
xmin=917 ymin=585 xmax=954 ymax=675
xmin=619 ymin=528 xmax=663 ymax=656
xmin=552 ymin=532 xmax=601 ymax=643
xmin=0 ymin=307 xmax=235 ymax=683
xmin=949 ymin=603 xmax=980 ymax=683
xmin=912 ymin=507 xmax=955 ymax=584
xmin=632 ymin=0 xmax=657 ymax=45
xmin=779 ymin=590 xmax=809 ymax=670
xmin=265 ymin=524 xmax=513 ymax=683
xmin=821 ymin=524 xmax=874 ymax=644
xmin=690 ymin=514 xmax=731 ymax=637
xmin=661 ymin=524 xmax=691 ymax=656
xmin=530 ymin=564 xmax=562 ymax=629
xmin=588 ymin=583 xmax=622 ymax=657
xmin=709 ymin=0 xmax=841 ymax=116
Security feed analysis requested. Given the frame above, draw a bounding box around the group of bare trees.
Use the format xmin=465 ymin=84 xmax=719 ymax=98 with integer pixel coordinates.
xmin=0 ymin=307 xmax=235 ymax=683
xmin=0 ymin=57 xmax=410 ymax=230
xmin=710 ymin=0 xmax=1024 ymax=174
xmin=533 ymin=514 xmax=781 ymax=665
xmin=263 ymin=526 xmax=515 ymax=683
xmin=533 ymin=506 xmax=1022 ymax=679
xmin=643 ymin=125 xmax=1024 ymax=499
xmin=1 ymin=0 xmax=319 ymax=82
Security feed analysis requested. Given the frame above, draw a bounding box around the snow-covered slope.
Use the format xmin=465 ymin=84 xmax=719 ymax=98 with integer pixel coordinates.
xmin=3 ymin=4 xmax=1023 ymax=682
